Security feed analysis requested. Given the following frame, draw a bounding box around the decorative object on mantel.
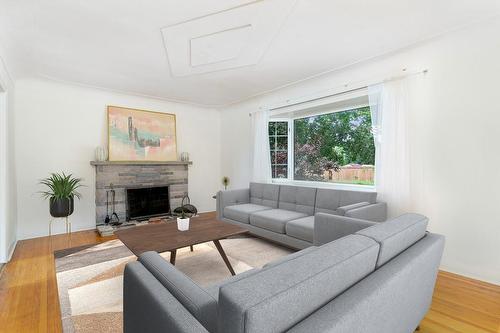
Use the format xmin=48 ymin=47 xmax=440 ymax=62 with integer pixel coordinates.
xmin=180 ymin=152 xmax=189 ymax=161
xmin=222 ymin=176 xmax=230 ymax=190
xmin=107 ymin=105 xmax=177 ymax=162
xmin=94 ymin=146 xmax=108 ymax=161
xmin=39 ymin=172 xmax=84 ymax=236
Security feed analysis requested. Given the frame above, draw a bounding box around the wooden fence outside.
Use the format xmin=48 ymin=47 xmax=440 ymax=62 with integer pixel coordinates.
xmin=323 ymin=164 xmax=374 ymax=184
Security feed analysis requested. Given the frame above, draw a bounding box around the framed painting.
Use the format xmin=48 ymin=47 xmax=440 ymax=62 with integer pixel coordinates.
xmin=107 ymin=106 xmax=177 ymax=161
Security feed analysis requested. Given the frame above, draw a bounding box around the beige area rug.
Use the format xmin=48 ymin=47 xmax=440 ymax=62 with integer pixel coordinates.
xmin=55 ymin=236 xmax=293 ymax=333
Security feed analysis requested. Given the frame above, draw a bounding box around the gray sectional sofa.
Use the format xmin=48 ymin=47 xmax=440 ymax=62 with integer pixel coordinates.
xmin=216 ymin=182 xmax=387 ymax=249
xmin=124 ymin=213 xmax=445 ymax=333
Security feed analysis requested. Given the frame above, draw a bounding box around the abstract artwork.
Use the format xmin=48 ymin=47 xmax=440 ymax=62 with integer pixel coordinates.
xmin=107 ymin=106 xmax=177 ymax=161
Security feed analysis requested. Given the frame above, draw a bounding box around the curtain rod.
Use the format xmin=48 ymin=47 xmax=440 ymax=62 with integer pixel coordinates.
xmin=249 ymin=68 xmax=428 ymax=116
xmin=269 ymin=86 xmax=367 ymax=112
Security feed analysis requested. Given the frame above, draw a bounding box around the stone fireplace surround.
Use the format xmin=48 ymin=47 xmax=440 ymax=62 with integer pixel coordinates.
xmin=90 ymin=161 xmax=192 ymax=225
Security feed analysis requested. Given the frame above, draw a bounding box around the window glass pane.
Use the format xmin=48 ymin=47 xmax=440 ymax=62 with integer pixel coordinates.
xmin=276 ymin=136 xmax=287 ymax=150
xmin=275 ymin=165 xmax=288 ymax=178
xmin=270 ymin=151 xmax=276 ymax=164
xmin=276 ymin=122 xmax=288 ymax=135
xmin=276 ymin=151 xmax=287 ymax=164
xmin=269 ymin=121 xmax=289 ymax=179
xmin=269 ymin=137 xmax=276 ymax=150
xmin=294 ymin=106 xmax=375 ymax=185
xmin=268 ymin=122 xmax=276 ymax=135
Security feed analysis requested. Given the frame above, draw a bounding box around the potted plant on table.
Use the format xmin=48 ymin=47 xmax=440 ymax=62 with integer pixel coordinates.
xmin=176 ymin=207 xmax=190 ymax=231
xmin=39 ymin=172 xmax=83 ymax=218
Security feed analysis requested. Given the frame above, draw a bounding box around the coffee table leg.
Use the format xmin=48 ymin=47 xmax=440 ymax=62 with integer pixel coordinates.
xmin=170 ymin=249 xmax=177 ymax=265
xmin=213 ymin=240 xmax=235 ymax=276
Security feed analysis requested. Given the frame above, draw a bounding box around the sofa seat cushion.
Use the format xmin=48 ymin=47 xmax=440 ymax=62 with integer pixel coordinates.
xmin=250 ymin=209 xmax=308 ymax=234
xmin=224 ymin=204 xmax=272 ymax=224
xmin=285 ymin=216 xmax=314 ymax=242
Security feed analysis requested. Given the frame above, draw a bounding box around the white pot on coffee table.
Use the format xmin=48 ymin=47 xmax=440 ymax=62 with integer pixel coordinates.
xmin=177 ymin=217 xmax=190 ymax=231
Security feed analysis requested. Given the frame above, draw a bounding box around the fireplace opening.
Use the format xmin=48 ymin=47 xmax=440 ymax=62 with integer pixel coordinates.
xmin=126 ymin=186 xmax=170 ymax=221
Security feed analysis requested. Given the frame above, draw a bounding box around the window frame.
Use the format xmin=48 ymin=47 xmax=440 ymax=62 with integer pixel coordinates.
xmin=269 ymin=102 xmax=375 ymax=191
xmin=268 ymin=118 xmax=292 ymax=179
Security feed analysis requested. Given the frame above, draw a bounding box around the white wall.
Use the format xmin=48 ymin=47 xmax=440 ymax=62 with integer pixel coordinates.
xmin=14 ymin=78 xmax=221 ymax=239
xmin=0 ymin=46 xmax=17 ymax=263
xmin=0 ymin=83 xmax=7 ymax=262
xmin=220 ymin=18 xmax=500 ymax=285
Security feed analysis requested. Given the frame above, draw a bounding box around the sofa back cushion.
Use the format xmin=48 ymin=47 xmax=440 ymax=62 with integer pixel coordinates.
xmin=315 ymin=188 xmax=377 ymax=215
xmin=250 ymin=183 xmax=279 ymax=208
xmin=339 ymin=190 xmax=377 ymax=207
xmin=278 ymin=185 xmax=317 ymax=215
xmin=356 ymin=213 xmax=428 ymax=268
xmin=315 ymin=188 xmax=342 ymax=214
xmin=217 ymin=235 xmax=379 ymax=333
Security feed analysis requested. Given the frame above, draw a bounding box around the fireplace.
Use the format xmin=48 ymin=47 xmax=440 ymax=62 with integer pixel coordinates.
xmin=90 ymin=161 xmax=191 ymax=226
xmin=126 ymin=186 xmax=170 ymax=221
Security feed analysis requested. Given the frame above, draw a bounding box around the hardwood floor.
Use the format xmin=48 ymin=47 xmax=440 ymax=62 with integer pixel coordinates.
xmin=0 ymin=229 xmax=117 ymax=332
xmin=419 ymin=271 xmax=500 ymax=333
xmin=0 ymin=221 xmax=499 ymax=332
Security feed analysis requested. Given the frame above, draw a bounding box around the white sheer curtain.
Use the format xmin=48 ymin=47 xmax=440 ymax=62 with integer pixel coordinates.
xmin=251 ymin=110 xmax=272 ymax=183
xmin=369 ymin=78 xmax=411 ymax=218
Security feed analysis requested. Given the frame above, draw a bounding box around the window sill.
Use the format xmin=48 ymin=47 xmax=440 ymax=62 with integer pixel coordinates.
xmin=271 ymin=179 xmax=376 ymax=192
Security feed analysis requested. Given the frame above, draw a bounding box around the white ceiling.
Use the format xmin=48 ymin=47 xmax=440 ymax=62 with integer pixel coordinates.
xmin=0 ymin=0 xmax=499 ymax=107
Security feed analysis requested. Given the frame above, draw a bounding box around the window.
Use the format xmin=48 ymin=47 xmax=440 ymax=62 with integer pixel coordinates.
xmin=269 ymin=106 xmax=375 ymax=186
xmin=268 ymin=121 xmax=289 ymax=179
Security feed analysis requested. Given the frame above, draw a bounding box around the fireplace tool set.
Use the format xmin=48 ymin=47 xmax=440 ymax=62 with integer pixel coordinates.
xmin=104 ymin=184 xmax=121 ymax=225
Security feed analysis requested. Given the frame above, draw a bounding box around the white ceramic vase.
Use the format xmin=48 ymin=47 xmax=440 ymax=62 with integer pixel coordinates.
xmin=95 ymin=147 xmax=108 ymax=161
xmin=177 ymin=217 xmax=190 ymax=231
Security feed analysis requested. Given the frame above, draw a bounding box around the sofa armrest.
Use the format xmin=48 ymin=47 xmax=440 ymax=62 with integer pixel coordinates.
xmin=137 ymin=252 xmax=217 ymax=332
xmin=123 ymin=261 xmax=209 ymax=333
xmin=216 ymin=188 xmax=250 ymax=219
xmin=337 ymin=202 xmax=371 ymax=215
xmin=345 ymin=202 xmax=387 ymax=222
xmin=314 ymin=213 xmax=377 ymax=246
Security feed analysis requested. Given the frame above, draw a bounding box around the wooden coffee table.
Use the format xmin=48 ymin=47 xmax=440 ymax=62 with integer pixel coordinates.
xmin=115 ymin=215 xmax=248 ymax=275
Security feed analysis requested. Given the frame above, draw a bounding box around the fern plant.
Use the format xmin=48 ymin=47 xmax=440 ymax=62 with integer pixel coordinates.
xmin=39 ymin=172 xmax=84 ymax=200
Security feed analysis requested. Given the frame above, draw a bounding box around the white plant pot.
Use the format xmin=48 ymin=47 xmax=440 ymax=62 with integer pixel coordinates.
xmin=94 ymin=146 xmax=108 ymax=161
xmin=177 ymin=217 xmax=190 ymax=231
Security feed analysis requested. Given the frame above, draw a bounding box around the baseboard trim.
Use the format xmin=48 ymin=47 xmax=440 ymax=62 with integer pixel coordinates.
xmin=6 ymin=239 xmax=17 ymax=262
xmin=439 ymin=269 xmax=500 ymax=288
